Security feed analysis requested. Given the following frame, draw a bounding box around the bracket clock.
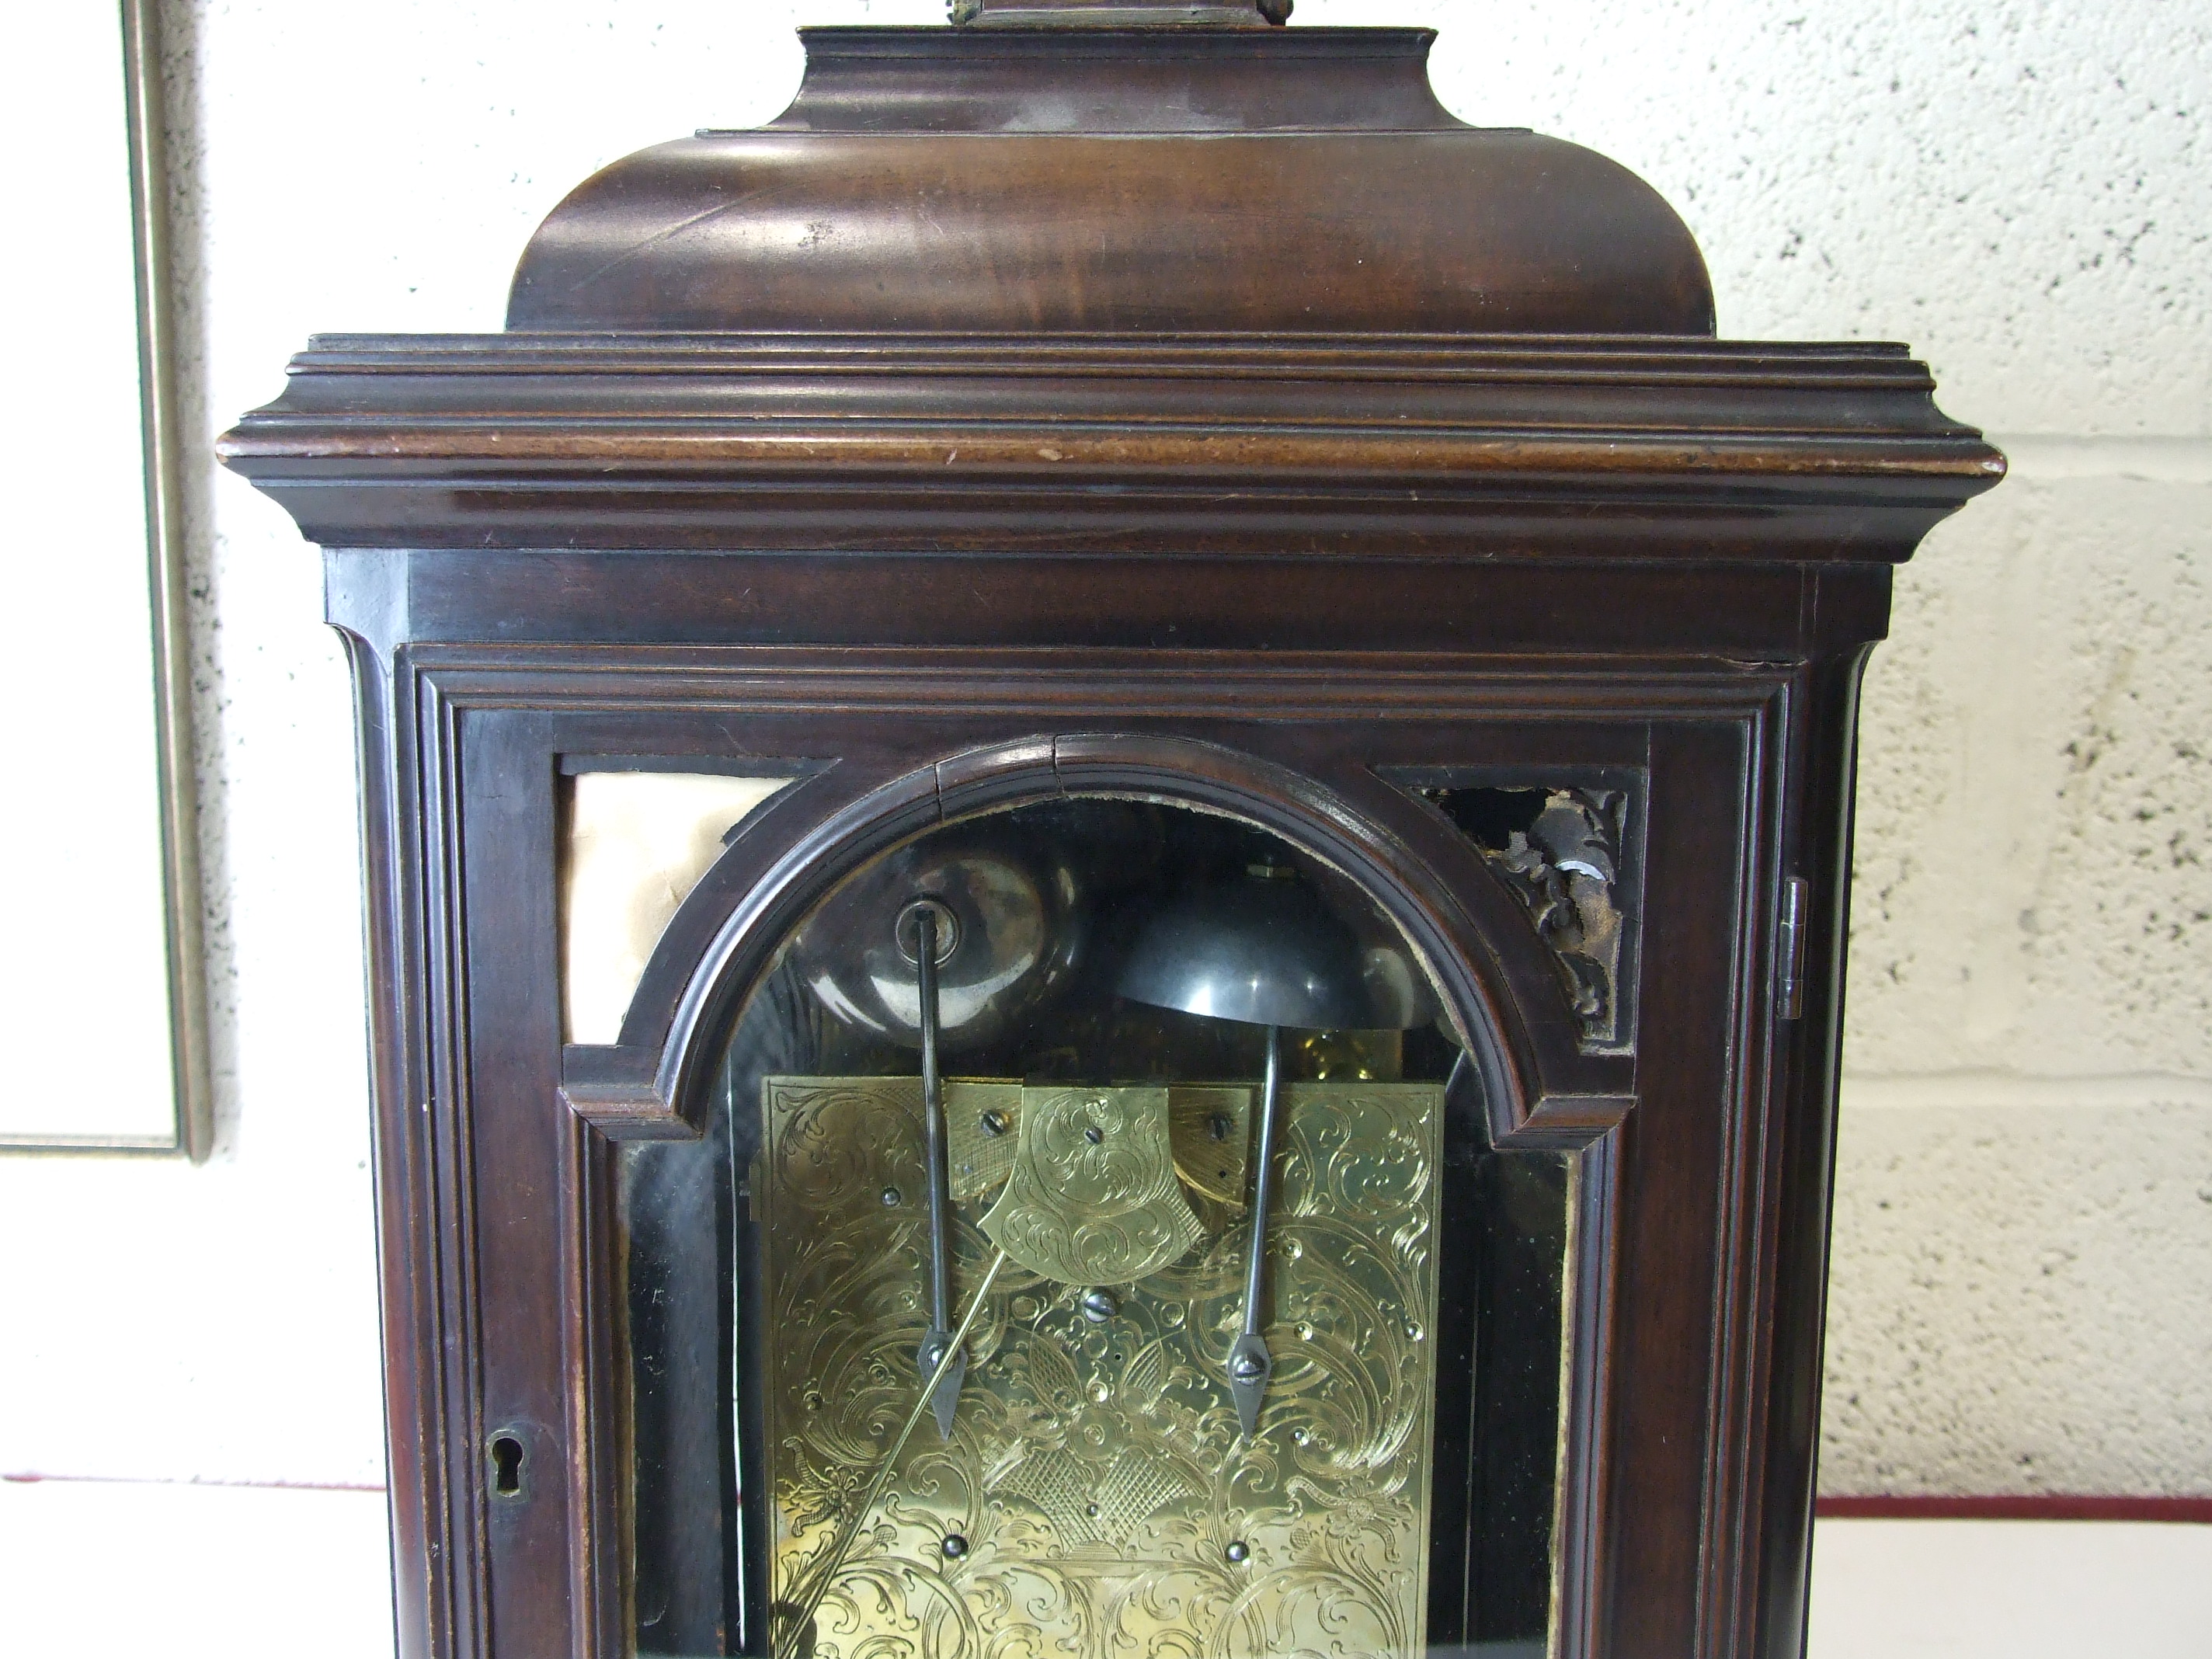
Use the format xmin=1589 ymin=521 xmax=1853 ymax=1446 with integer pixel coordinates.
xmin=221 ymin=5 xmax=2002 ymax=1657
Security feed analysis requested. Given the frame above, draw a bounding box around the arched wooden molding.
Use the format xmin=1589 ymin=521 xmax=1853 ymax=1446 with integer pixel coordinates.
xmin=559 ymin=734 xmax=1633 ymax=1150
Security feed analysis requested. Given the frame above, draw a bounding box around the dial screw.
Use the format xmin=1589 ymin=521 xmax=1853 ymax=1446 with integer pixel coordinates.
xmin=941 ymin=1533 xmax=969 ymax=1559
xmin=979 ymin=1110 xmax=1009 ymax=1138
xmin=1230 ymin=1348 xmax=1269 ymax=1382
xmin=1083 ymin=1125 xmax=1104 ymax=1145
xmin=880 ymin=1187 xmax=903 ymax=1207
xmin=1225 ymin=1540 xmax=1250 ymax=1563
xmin=1080 ymin=1288 xmax=1119 ymax=1323
xmin=1209 ymin=1113 xmax=1233 ymax=1142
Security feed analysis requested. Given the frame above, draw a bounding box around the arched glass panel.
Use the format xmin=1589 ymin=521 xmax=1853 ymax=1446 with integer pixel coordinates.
xmin=620 ymin=798 xmax=1569 ymax=1659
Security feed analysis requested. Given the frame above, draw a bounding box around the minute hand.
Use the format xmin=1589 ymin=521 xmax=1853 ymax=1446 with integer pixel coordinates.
xmin=780 ymin=1247 xmax=1011 ymax=1655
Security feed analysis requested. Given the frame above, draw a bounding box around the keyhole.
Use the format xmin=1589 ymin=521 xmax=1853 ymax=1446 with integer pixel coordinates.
xmin=490 ymin=1433 xmax=525 ymax=1498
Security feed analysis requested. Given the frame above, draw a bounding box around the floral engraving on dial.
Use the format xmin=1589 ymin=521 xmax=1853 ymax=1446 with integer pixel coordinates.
xmin=757 ymin=1076 xmax=1445 ymax=1659
xmin=980 ymin=1087 xmax=1205 ymax=1285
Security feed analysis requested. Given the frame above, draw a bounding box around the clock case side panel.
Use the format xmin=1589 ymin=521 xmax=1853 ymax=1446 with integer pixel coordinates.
xmin=326 ymin=549 xmax=486 ymax=1659
xmin=1744 ymin=572 xmax=1890 ymax=1659
xmin=1591 ymin=567 xmax=1890 ymax=1659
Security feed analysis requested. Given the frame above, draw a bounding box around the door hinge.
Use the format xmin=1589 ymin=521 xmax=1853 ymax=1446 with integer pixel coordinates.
xmin=1776 ymin=875 xmax=1809 ymax=1021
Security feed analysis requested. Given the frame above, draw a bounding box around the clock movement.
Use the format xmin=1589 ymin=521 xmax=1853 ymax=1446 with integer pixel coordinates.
xmin=219 ymin=4 xmax=2002 ymax=1657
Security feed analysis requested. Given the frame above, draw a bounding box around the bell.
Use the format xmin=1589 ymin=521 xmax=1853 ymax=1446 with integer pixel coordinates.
xmin=1117 ymin=860 xmax=1428 ymax=1439
xmin=1116 ymin=861 xmax=1427 ymax=1033
xmin=787 ymin=825 xmax=1084 ymax=1053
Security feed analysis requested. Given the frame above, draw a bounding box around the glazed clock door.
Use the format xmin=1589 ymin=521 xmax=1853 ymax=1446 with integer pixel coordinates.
xmin=614 ymin=794 xmax=1574 ymax=1659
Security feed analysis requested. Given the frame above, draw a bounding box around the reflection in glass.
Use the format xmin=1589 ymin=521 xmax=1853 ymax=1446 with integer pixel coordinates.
xmin=620 ymin=799 xmax=1569 ymax=1658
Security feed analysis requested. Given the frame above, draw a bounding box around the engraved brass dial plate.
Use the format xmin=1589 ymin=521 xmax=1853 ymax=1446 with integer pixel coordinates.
xmin=979 ymin=1085 xmax=1205 ymax=1284
xmin=757 ymin=1075 xmax=1445 ymax=1659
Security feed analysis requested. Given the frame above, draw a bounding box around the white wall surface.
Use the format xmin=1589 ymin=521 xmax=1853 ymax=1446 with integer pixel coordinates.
xmin=0 ymin=0 xmax=2205 ymax=1644
xmin=0 ymin=10 xmax=182 ymax=1147
xmin=5 ymin=1484 xmax=2206 ymax=1659
xmin=1803 ymin=1515 xmax=2212 ymax=1659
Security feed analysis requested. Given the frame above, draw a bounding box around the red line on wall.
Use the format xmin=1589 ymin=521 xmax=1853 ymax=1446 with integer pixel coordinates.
xmin=1817 ymin=1495 xmax=2212 ymax=1525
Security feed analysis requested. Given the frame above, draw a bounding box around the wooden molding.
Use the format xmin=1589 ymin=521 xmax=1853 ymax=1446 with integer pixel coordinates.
xmin=218 ymin=335 xmax=2002 ymax=558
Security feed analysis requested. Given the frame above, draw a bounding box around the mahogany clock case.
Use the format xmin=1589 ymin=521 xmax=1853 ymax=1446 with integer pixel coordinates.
xmin=215 ymin=16 xmax=2005 ymax=1659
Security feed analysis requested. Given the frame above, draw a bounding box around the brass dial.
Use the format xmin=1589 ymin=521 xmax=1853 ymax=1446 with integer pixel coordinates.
xmin=756 ymin=1073 xmax=1445 ymax=1659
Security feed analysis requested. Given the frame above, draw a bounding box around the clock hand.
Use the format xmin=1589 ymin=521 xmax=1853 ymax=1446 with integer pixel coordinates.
xmin=1226 ymin=1023 xmax=1282 ymax=1439
xmin=909 ymin=901 xmax=965 ymax=1439
xmin=779 ymin=1246 xmax=1011 ymax=1656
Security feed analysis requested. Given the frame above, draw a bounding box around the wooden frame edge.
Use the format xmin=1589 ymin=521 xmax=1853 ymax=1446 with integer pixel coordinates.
xmin=127 ymin=0 xmax=214 ymax=1163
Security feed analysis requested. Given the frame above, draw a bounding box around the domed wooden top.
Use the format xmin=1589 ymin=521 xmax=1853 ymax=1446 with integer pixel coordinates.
xmin=505 ymin=16 xmax=1715 ymax=335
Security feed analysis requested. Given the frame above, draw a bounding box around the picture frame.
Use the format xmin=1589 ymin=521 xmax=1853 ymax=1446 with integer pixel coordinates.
xmin=0 ymin=0 xmax=209 ymax=1158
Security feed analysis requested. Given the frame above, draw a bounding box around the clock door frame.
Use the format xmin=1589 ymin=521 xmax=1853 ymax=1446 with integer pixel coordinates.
xmin=341 ymin=591 xmax=1855 ymax=1659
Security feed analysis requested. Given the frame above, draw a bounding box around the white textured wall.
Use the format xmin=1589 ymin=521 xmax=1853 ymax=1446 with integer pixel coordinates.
xmin=0 ymin=4 xmax=2204 ymax=1647
xmin=1825 ymin=435 xmax=2212 ymax=1496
